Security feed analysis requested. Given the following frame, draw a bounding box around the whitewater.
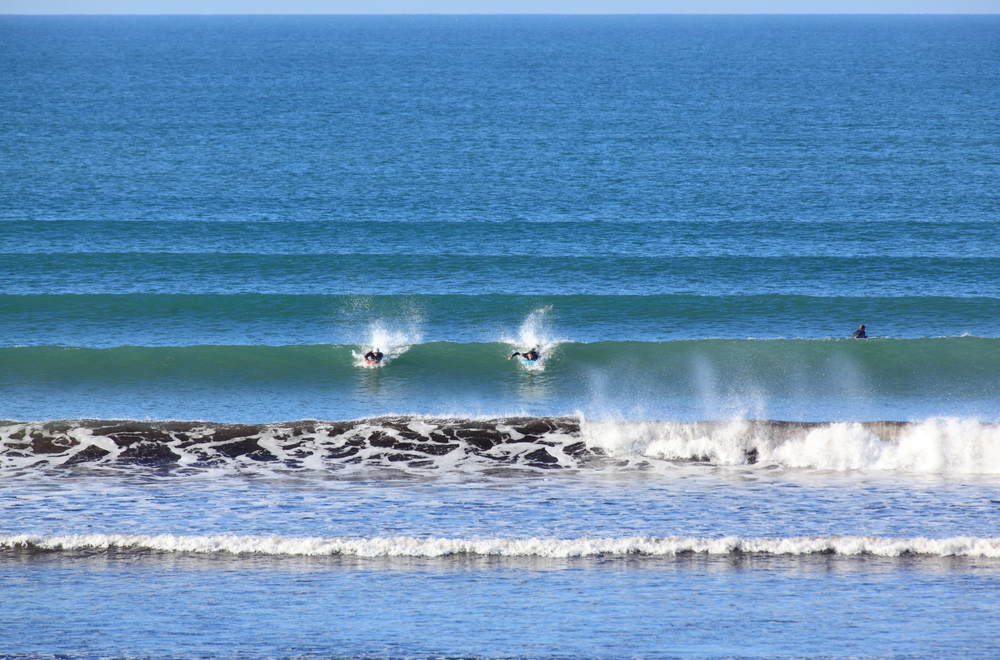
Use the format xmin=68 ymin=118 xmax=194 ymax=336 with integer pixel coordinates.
xmin=3 ymin=416 xmax=1000 ymax=475
xmin=5 ymin=533 xmax=1000 ymax=558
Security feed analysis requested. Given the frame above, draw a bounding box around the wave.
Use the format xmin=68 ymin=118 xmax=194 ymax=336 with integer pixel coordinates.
xmin=2 ymin=416 xmax=999 ymax=475
xmin=2 ymin=336 xmax=999 ymax=385
xmin=2 ymin=338 xmax=998 ymax=427
xmin=3 ymin=533 xmax=999 ymax=558
xmin=4 ymin=338 xmax=998 ymax=437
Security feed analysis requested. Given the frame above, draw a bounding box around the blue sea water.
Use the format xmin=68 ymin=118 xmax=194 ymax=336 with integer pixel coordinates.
xmin=1 ymin=14 xmax=1000 ymax=660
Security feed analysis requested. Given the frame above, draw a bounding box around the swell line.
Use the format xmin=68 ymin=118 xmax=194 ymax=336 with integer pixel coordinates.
xmin=2 ymin=293 xmax=1000 ymax=347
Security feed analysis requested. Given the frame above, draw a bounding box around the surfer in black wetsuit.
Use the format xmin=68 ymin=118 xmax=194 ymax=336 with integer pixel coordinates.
xmin=508 ymin=347 xmax=540 ymax=361
xmin=364 ymin=348 xmax=384 ymax=364
xmin=852 ymin=324 xmax=867 ymax=339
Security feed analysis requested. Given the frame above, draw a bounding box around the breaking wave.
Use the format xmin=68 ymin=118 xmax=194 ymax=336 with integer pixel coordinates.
xmin=2 ymin=534 xmax=999 ymax=558
xmin=2 ymin=416 xmax=999 ymax=475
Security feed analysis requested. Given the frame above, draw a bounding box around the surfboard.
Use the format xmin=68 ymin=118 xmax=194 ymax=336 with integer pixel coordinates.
xmin=520 ymin=359 xmax=537 ymax=364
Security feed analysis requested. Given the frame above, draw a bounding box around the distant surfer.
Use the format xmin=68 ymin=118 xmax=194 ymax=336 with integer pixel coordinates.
xmin=364 ymin=348 xmax=384 ymax=364
xmin=508 ymin=347 xmax=540 ymax=361
xmin=852 ymin=324 xmax=867 ymax=339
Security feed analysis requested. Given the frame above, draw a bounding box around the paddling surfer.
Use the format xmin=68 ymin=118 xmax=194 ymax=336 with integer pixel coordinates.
xmin=852 ymin=324 xmax=867 ymax=339
xmin=508 ymin=347 xmax=540 ymax=361
xmin=364 ymin=348 xmax=385 ymax=364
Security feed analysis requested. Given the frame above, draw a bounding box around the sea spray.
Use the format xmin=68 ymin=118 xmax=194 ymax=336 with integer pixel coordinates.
xmin=350 ymin=319 xmax=423 ymax=367
xmin=500 ymin=307 xmax=568 ymax=371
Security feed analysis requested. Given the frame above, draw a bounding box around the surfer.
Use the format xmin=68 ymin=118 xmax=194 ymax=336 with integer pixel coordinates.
xmin=852 ymin=324 xmax=867 ymax=339
xmin=508 ymin=347 xmax=540 ymax=361
xmin=364 ymin=348 xmax=384 ymax=364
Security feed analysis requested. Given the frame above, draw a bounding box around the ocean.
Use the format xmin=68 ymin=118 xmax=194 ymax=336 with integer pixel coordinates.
xmin=1 ymin=14 xmax=999 ymax=660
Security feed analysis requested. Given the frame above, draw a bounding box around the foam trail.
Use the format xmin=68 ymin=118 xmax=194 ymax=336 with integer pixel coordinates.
xmin=3 ymin=534 xmax=999 ymax=558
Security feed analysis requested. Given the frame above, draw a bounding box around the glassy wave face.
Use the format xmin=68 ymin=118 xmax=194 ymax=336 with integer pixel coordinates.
xmin=1 ymin=337 xmax=997 ymax=422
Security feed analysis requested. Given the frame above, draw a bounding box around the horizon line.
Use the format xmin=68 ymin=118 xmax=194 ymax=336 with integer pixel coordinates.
xmin=3 ymin=11 xmax=998 ymax=15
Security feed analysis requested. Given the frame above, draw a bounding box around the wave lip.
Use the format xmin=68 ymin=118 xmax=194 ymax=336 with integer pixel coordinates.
xmin=3 ymin=534 xmax=1000 ymax=559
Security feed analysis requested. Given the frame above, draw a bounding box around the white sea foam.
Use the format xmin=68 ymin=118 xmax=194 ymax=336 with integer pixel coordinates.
xmin=582 ymin=417 xmax=1000 ymax=474
xmin=3 ymin=534 xmax=999 ymax=558
xmin=2 ymin=417 xmax=999 ymax=476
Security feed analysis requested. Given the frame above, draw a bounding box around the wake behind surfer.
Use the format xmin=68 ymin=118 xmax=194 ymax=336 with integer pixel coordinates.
xmin=508 ymin=347 xmax=540 ymax=361
xmin=364 ymin=348 xmax=385 ymax=364
xmin=852 ymin=324 xmax=867 ymax=339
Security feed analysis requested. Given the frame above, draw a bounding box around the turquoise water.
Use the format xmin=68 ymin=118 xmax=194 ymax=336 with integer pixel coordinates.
xmin=2 ymin=338 xmax=999 ymax=421
xmin=2 ymin=15 xmax=1000 ymax=660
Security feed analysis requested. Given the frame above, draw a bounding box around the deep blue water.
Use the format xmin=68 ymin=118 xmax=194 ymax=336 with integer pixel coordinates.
xmin=1 ymin=15 xmax=999 ymax=660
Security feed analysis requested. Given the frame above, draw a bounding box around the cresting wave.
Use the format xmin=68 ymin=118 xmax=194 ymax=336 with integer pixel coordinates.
xmin=2 ymin=339 xmax=1000 ymax=417
xmin=3 ymin=337 xmax=1000 ymax=380
xmin=2 ymin=416 xmax=999 ymax=474
xmin=3 ymin=534 xmax=999 ymax=558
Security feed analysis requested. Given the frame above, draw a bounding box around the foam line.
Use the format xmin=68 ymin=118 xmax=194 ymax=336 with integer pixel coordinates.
xmin=2 ymin=534 xmax=999 ymax=558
